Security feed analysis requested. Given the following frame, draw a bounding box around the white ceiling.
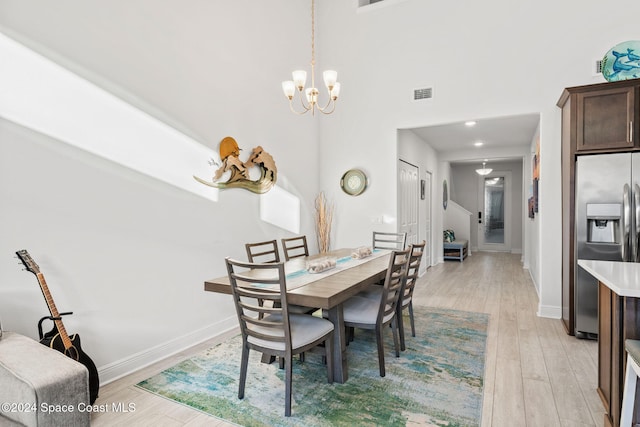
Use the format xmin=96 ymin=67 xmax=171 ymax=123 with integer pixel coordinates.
xmin=408 ymin=113 xmax=540 ymax=164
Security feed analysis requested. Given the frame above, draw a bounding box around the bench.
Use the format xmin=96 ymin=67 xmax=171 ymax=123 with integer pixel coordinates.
xmin=0 ymin=331 xmax=90 ymax=426
xmin=444 ymin=240 xmax=468 ymax=262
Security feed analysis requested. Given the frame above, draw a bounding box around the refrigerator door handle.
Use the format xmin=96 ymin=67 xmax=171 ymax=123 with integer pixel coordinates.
xmin=635 ymin=184 xmax=640 ymax=262
xmin=623 ymin=184 xmax=631 ymax=262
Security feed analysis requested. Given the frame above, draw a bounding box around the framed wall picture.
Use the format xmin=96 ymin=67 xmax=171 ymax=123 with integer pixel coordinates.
xmin=443 ymin=179 xmax=448 ymax=209
xmin=533 ymin=178 xmax=539 ymax=213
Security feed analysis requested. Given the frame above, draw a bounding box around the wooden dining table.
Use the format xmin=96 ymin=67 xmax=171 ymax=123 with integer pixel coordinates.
xmin=203 ymin=248 xmax=391 ymax=383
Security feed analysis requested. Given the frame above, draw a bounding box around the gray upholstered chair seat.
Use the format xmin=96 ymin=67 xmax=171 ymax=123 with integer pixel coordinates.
xmin=248 ymin=314 xmax=334 ymax=350
xmin=627 ymin=339 xmax=640 ymax=365
xmin=343 ymin=296 xmax=394 ymax=325
xmin=288 ymin=304 xmax=317 ymax=314
xmin=621 ymin=339 xmax=640 ymax=425
xmin=342 ymin=249 xmax=410 ymax=377
xmin=358 ymin=285 xmax=383 ymax=301
xmin=225 ymin=257 xmax=334 ymax=416
xmin=358 ymin=286 xmax=411 ymax=306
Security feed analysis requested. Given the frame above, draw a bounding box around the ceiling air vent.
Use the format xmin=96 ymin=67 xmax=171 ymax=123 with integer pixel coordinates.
xmin=414 ymin=87 xmax=433 ymax=101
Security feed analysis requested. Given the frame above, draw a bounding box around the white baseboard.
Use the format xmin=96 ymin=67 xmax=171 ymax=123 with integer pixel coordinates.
xmin=511 ymin=248 xmax=522 ymax=254
xmin=98 ymin=316 xmax=238 ymax=385
xmin=537 ymin=304 xmax=561 ymax=319
xmin=526 ymin=265 xmax=540 ymax=297
xmin=523 ymin=265 xmax=561 ymax=319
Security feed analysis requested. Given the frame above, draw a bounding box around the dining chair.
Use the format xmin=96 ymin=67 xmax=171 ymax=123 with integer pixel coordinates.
xmin=397 ymin=241 xmax=426 ymax=351
xmin=357 ymin=241 xmax=425 ymax=351
xmin=246 ymin=239 xmax=317 ymax=319
xmin=245 ymin=240 xmax=280 ymax=319
xmin=372 ymin=231 xmax=407 ymax=251
xmin=245 ymin=240 xmax=281 ymax=264
xmin=342 ymin=248 xmax=410 ymax=377
xmin=225 ymin=257 xmax=334 ymax=417
xmin=621 ymin=339 xmax=640 ymax=427
xmin=281 ymin=236 xmax=309 ymax=261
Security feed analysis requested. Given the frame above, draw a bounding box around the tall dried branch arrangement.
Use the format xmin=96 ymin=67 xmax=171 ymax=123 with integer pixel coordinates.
xmin=315 ymin=192 xmax=334 ymax=254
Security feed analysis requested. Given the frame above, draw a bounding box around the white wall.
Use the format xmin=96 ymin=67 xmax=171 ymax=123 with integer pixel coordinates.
xmin=0 ymin=0 xmax=322 ymax=382
xmin=443 ymin=201 xmax=472 ymax=252
xmin=450 ymin=161 xmax=523 ymax=253
xmin=319 ymin=0 xmax=640 ymax=321
xmin=2 ymin=0 xmax=639 ymax=380
xmin=397 ymin=129 xmax=441 ymax=265
xmin=525 ymin=126 xmax=544 ymax=309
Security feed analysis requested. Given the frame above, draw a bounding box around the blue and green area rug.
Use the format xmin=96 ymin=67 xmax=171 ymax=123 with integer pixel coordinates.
xmin=136 ymin=306 xmax=489 ymax=427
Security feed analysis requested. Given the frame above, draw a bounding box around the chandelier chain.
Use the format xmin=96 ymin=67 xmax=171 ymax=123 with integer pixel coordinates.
xmin=311 ymin=0 xmax=316 ymax=70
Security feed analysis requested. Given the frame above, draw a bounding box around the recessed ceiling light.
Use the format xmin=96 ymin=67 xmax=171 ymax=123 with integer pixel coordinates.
xmin=474 ymin=141 xmax=484 ymax=147
xmin=465 ymin=121 xmax=477 ymax=127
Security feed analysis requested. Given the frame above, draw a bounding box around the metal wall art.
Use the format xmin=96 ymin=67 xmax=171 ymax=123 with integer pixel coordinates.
xmin=194 ymin=136 xmax=277 ymax=194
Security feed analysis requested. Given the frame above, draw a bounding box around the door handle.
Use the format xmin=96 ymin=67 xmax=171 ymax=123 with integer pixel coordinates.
xmin=623 ymin=184 xmax=631 ymax=261
xmin=478 ymin=211 xmax=482 ymax=224
xmin=635 ymin=184 xmax=640 ymax=262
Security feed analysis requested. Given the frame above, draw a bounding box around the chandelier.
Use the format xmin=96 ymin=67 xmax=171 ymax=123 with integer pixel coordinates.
xmin=475 ymin=162 xmax=493 ymax=176
xmin=282 ymin=0 xmax=340 ymax=115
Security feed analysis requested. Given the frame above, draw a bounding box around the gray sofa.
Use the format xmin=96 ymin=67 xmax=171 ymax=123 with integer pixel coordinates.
xmin=0 ymin=332 xmax=90 ymax=426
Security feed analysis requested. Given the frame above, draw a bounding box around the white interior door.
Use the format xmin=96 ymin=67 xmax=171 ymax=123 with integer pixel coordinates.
xmin=398 ymin=160 xmax=419 ymax=248
xmin=422 ymin=171 xmax=432 ymax=274
xmin=478 ymin=170 xmax=511 ymax=251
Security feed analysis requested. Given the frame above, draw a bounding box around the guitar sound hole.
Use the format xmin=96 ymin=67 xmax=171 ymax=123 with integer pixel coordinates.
xmin=65 ymin=346 xmax=79 ymax=361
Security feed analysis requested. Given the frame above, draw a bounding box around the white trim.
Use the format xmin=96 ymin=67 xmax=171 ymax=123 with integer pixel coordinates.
xmin=527 ymin=266 xmax=540 ymax=297
xmin=98 ymin=317 xmax=238 ymax=385
xmin=537 ymin=304 xmax=561 ymax=319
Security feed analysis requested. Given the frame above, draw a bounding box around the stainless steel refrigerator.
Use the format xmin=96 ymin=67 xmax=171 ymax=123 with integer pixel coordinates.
xmin=575 ymin=152 xmax=640 ymax=338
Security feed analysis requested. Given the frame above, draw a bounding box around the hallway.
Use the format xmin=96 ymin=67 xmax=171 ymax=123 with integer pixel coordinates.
xmin=414 ymin=252 xmax=602 ymax=426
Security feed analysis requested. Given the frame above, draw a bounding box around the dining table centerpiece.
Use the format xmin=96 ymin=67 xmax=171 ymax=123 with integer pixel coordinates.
xmin=315 ymin=192 xmax=334 ymax=253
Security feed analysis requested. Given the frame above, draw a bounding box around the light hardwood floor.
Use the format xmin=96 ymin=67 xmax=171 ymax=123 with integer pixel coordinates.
xmin=91 ymin=252 xmax=604 ymax=426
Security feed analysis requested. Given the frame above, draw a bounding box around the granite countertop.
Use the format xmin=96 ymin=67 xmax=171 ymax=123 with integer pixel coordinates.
xmin=578 ymin=259 xmax=640 ymax=297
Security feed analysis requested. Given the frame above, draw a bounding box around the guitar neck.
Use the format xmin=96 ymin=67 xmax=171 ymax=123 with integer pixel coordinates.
xmin=36 ymin=272 xmax=73 ymax=350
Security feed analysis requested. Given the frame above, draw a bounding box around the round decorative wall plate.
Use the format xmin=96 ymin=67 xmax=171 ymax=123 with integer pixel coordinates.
xmin=340 ymin=169 xmax=367 ymax=196
xmin=602 ymin=40 xmax=640 ymax=82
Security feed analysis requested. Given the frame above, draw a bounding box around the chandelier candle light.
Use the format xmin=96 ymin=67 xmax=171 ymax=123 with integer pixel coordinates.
xmin=282 ymin=0 xmax=340 ymax=115
xmin=475 ymin=161 xmax=493 ymax=176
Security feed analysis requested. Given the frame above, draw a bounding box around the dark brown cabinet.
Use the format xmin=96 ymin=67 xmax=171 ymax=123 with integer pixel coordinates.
xmin=597 ymin=282 xmax=640 ymax=427
xmin=558 ymin=80 xmax=640 ymax=338
xmin=576 ymin=86 xmax=635 ymax=151
xmin=559 ymin=80 xmax=640 ymax=427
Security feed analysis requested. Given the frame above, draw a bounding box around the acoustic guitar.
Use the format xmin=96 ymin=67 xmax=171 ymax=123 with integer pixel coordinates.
xmin=16 ymin=250 xmax=99 ymax=404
